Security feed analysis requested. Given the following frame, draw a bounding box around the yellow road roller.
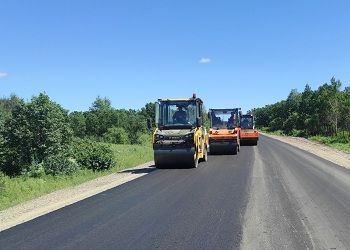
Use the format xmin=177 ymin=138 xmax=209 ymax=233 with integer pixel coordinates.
xmin=152 ymin=94 xmax=208 ymax=168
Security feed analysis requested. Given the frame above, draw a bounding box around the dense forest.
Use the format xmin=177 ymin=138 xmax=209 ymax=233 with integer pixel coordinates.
xmin=0 ymin=93 xmax=154 ymax=177
xmin=252 ymin=77 xmax=350 ymax=139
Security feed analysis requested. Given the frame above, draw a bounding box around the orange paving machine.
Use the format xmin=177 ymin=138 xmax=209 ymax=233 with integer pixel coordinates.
xmin=208 ymin=108 xmax=241 ymax=155
xmin=239 ymin=114 xmax=259 ymax=146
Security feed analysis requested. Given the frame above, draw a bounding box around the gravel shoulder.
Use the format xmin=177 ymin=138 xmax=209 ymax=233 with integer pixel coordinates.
xmin=0 ymin=161 xmax=155 ymax=232
xmin=261 ymin=133 xmax=350 ymax=169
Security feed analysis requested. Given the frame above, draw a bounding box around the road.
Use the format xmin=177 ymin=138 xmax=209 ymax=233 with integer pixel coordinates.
xmin=1 ymin=135 xmax=350 ymax=249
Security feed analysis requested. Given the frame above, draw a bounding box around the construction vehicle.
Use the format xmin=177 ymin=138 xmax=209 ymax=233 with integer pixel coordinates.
xmin=152 ymin=94 xmax=208 ymax=168
xmin=208 ymin=108 xmax=241 ymax=154
xmin=239 ymin=114 xmax=259 ymax=145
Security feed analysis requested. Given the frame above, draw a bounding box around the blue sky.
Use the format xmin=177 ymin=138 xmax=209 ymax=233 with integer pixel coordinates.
xmin=1 ymin=0 xmax=349 ymax=113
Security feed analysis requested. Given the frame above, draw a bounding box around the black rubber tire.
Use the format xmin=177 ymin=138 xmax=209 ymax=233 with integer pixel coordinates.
xmin=155 ymin=163 xmax=165 ymax=169
xmin=232 ymin=146 xmax=238 ymax=155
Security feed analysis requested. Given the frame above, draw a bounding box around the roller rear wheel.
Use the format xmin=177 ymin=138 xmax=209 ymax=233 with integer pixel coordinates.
xmin=203 ymin=146 xmax=208 ymax=162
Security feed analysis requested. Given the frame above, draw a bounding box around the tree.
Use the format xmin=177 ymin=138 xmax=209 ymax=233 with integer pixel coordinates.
xmin=89 ymin=96 xmax=112 ymax=112
xmin=28 ymin=93 xmax=72 ymax=162
xmin=85 ymin=111 xmax=99 ymax=137
xmin=0 ymin=94 xmax=23 ymax=119
xmin=125 ymin=111 xmax=147 ymax=144
xmin=69 ymin=111 xmax=86 ymax=138
xmin=253 ymin=78 xmax=348 ymax=137
xmin=0 ymin=110 xmax=7 ymax=170
xmin=1 ymin=101 xmax=32 ymax=175
xmin=286 ymin=89 xmax=301 ymax=114
xmin=140 ymin=102 xmax=155 ymax=125
xmin=339 ymin=87 xmax=350 ymax=135
xmin=315 ymin=79 xmax=342 ymax=135
xmin=87 ymin=97 xmax=116 ymax=137
xmin=299 ymin=84 xmax=315 ymax=134
xmin=283 ymin=112 xmax=299 ymax=135
xmin=253 ymin=106 xmax=272 ymax=128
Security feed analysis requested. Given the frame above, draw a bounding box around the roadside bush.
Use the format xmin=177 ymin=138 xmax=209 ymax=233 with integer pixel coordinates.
xmin=23 ymin=160 xmax=45 ymax=178
xmin=310 ymin=133 xmax=350 ymax=145
xmin=0 ymin=171 xmax=5 ymax=191
xmin=71 ymin=139 xmax=114 ymax=171
xmin=333 ymin=132 xmax=350 ymax=144
xmin=290 ymin=129 xmax=306 ymax=137
xmin=44 ymin=154 xmax=79 ymax=176
xmin=136 ymin=133 xmax=152 ymax=145
xmin=103 ymin=127 xmax=129 ymax=144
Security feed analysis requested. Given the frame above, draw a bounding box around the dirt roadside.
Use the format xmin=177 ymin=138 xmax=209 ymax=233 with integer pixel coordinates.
xmin=0 ymin=161 xmax=155 ymax=232
xmin=262 ymin=133 xmax=350 ymax=169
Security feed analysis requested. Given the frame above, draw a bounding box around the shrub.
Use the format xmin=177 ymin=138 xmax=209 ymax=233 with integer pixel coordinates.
xmin=23 ymin=160 xmax=45 ymax=178
xmin=136 ymin=133 xmax=152 ymax=145
xmin=43 ymin=154 xmax=79 ymax=176
xmin=103 ymin=127 xmax=129 ymax=144
xmin=87 ymin=155 xmax=113 ymax=171
xmin=71 ymin=139 xmax=114 ymax=171
xmin=333 ymin=132 xmax=350 ymax=144
xmin=0 ymin=171 xmax=5 ymax=191
xmin=290 ymin=129 xmax=306 ymax=137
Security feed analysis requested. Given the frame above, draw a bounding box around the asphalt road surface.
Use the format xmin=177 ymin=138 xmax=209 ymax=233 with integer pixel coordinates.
xmin=1 ymin=135 xmax=350 ymax=249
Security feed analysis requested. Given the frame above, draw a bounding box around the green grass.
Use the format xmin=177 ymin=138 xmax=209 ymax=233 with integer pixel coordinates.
xmin=258 ymin=127 xmax=284 ymax=136
xmin=309 ymin=133 xmax=350 ymax=153
xmin=328 ymin=143 xmax=350 ymax=153
xmin=259 ymin=128 xmax=350 ymax=153
xmin=0 ymin=143 xmax=153 ymax=211
xmin=108 ymin=143 xmax=153 ymax=171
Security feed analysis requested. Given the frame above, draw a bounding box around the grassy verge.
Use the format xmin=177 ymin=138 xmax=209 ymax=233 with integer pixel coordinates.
xmin=109 ymin=143 xmax=153 ymax=171
xmin=309 ymin=134 xmax=350 ymax=153
xmin=258 ymin=127 xmax=284 ymax=136
xmin=259 ymin=128 xmax=350 ymax=154
xmin=0 ymin=143 xmax=153 ymax=211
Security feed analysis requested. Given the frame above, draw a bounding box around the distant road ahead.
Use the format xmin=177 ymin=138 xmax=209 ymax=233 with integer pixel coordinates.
xmin=1 ymin=135 xmax=350 ymax=249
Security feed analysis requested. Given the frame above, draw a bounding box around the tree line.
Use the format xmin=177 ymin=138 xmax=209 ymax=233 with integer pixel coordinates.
xmin=0 ymin=93 xmax=155 ymax=176
xmin=69 ymin=97 xmax=155 ymax=144
xmin=252 ymin=77 xmax=350 ymax=138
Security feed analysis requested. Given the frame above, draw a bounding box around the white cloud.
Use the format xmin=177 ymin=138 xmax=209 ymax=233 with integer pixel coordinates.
xmin=199 ymin=58 xmax=211 ymax=64
xmin=0 ymin=72 xmax=8 ymax=78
